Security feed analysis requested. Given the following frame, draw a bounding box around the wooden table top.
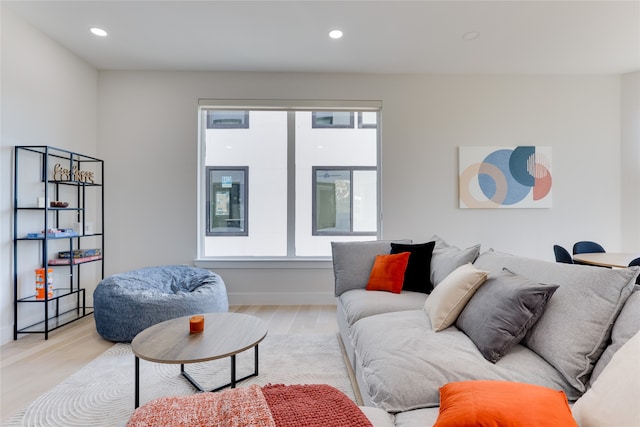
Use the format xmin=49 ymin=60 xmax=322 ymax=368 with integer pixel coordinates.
xmin=131 ymin=312 xmax=268 ymax=364
xmin=572 ymin=252 xmax=640 ymax=269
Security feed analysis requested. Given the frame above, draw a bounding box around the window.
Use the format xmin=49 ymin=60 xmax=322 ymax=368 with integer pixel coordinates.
xmin=311 ymin=111 xmax=354 ymax=128
xmin=358 ymin=112 xmax=378 ymax=129
xmin=312 ymin=167 xmax=377 ymax=236
xmin=198 ymin=101 xmax=381 ymax=258
xmin=206 ymin=111 xmax=249 ymax=128
xmin=206 ymin=167 xmax=248 ymax=236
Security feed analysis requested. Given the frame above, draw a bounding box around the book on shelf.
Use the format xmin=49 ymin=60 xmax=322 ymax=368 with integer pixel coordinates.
xmin=48 ymin=255 xmax=102 ymax=265
xmin=58 ymin=248 xmax=102 ymax=258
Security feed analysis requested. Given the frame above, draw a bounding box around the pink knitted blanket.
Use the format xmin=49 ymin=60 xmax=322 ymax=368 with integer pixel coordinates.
xmin=127 ymin=384 xmax=373 ymax=427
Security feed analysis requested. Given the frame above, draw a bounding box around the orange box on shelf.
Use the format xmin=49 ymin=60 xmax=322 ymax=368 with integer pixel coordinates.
xmin=35 ymin=268 xmax=53 ymax=299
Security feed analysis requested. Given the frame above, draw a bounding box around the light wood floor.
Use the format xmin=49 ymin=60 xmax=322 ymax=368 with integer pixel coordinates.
xmin=0 ymin=304 xmax=338 ymax=422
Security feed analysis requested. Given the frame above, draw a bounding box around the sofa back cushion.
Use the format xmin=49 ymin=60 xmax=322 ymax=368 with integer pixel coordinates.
xmin=589 ymin=286 xmax=640 ymax=383
xmin=331 ymin=240 xmax=411 ymax=297
xmin=473 ymin=250 xmax=637 ymax=392
xmin=429 ymin=235 xmax=481 ymax=287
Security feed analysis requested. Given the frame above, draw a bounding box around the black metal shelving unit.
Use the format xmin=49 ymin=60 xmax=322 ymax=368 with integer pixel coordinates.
xmin=13 ymin=146 xmax=104 ymax=340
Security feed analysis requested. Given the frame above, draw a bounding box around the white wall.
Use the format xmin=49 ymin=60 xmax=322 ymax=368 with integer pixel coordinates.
xmin=1 ymin=9 xmax=99 ymax=344
xmin=97 ymin=71 xmax=631 ymax=307
xmin=620 ymin=72 xmax=640 ymax=251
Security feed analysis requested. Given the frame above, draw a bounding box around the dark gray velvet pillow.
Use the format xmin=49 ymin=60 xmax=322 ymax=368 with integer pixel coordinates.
xmin=456 ymin=269 xmax=559 ymax=363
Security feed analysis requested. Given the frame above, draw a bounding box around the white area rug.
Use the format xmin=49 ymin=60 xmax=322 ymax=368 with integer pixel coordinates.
xmin=3 ymin=334 xmax=354 ymax=427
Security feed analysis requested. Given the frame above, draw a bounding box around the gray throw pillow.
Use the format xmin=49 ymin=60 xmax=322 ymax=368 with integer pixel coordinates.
xmin=331 ymin=240 xmax=411 ymax=296
xmin=429 ymin=235 xmax=481 ymax=286
xmin=456 ymin=269 xmax=559 ymax=363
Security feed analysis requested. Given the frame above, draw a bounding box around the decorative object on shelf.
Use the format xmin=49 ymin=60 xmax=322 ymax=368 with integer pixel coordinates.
xmin=52 ymin=163 xmax=95 ymax=183
xmin=37 ymin=196 xmax=50 ymax=208
xmin=35 ymin=268 xmax=54 ymax=300
xmin=459 ymin=146 xmax=552 ymax=209
xmin=50 ymin=200 xmax=69 ymax=208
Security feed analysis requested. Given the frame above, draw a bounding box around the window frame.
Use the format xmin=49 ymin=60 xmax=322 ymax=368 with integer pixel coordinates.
xmin=206 ymin=110 xmax=250 ymax=129
xmin=358 ymin=112 xmax=378 ymax=129
xmin=311 ymin=111 xmax=355 ymax=129
xmin=196 ymin=99 xmax=382 ymax=263
xmin=205 ymin=166 xmax=249 ymax=236
xmin=311 ymin=166 xmax=377 ymax=236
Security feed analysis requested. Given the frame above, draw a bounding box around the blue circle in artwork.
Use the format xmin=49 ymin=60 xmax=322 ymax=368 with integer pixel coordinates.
xmin=478 ymin=149 xmax=530 ymax=205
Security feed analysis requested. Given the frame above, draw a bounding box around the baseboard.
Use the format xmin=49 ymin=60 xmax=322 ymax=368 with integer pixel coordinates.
xmin=227 ymin=292 xmax=336 ymax=305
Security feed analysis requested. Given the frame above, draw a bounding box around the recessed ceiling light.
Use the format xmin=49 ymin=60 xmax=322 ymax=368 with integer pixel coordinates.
xmin=329 ymin=30 xmax=343 ymax=39
xmin=90 ymin=27 xmax=108 ymax=37
xmin=462 ymin=31 xmax=480 ymax=41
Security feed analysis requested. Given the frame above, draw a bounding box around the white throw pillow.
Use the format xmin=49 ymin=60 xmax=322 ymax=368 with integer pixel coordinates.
xmin=423 ymin=263 xmax=488 ymax=331
xmin=571 ymin=330 xmax=640 ymax=427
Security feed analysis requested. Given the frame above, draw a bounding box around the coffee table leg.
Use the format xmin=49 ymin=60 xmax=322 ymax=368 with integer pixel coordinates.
xmin=134 ymin=356 xmax=140 ymax=408
xmin=254 ymin=344 xmax=259 ymax=376
xmin=182 ymin=344 xmax=261 ymax=393
xmin=230 ymin=355 xmax=236 ymax=388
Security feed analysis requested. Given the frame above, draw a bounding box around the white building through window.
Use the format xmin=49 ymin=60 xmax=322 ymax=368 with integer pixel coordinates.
xmin=198 ymin=100 xmax=381 ymax=258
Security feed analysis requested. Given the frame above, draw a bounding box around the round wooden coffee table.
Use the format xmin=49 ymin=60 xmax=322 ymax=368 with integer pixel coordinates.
xmin=131 ymin=312 xmax=268 ymax=408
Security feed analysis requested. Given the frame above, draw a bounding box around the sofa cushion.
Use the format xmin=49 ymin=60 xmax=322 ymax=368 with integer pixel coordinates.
xmin=429 ymin=235 xmax=481 ymax=286
xmin=473 ymin=250 xmax=637 ymax=392
xmin=390 ymin=241 xmax=436 ymax=293
xmin=589 ymin=287 xmax=640 ymax=383
xmin=394 ymin=408 xmax=439 ymax=427
xmin=339 ymin=289 xmax=427 ymax=328
xmin=351 ymin=309 xmax=577 ymax=412
xmin=572 ymin=330 xmax=640 ymax=427
xmin=456 ymin=269 xmax=558 ymax=363
xmin=331 ymin=240 xmax=411 ymax=297
xmin=434 ymin=381 xmax=577 ymax=427
xmin=366 ymin=252 xmax=411 ymax=294
xmin=424 ymin=263 xmax=488 ymax=332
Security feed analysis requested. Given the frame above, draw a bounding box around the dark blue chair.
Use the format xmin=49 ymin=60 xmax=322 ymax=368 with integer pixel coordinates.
xmin=573 ymin=241 xmax=606 ymax=255
xmin=630 ymin=258 xmax=640 ymax=284
xmin=553 ymin=245 xmax=574 ymax=264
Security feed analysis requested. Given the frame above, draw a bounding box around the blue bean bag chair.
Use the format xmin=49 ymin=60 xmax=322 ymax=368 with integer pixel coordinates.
xmin=93 ymin=265 xmax=229 ymax=342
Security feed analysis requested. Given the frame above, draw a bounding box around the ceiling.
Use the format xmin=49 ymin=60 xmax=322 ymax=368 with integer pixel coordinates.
xmin=4 ymin=0 xmax=640 ymax=75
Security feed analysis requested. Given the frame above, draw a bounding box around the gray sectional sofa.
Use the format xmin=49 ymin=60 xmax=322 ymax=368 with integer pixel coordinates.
xmin=332 ymin=236 xmax=640 ymax=426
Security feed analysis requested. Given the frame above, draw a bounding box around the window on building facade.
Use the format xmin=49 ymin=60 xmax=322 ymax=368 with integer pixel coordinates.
xmin=199 ymin=101 xmax=380 ymax=258
xmin=312 ymin=167 xmax=377 ymax=236
xmin=311 ymin=111 xmax=354 ymax=128
xmin=206 ymin=111 xmax=249 ymax=128
xmin=358 ymin=112 xmax=377 ymax=129
xmin=206 ymin=167 xmax=248 ymax=236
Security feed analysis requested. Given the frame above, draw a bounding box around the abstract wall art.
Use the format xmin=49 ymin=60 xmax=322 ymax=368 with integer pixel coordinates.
xmin=459 ymin=146 xmax=552 ymax=208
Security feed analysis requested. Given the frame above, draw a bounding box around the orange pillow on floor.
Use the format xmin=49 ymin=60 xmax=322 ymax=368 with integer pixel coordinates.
xmin=434 ymin=380 xmax=578 ymax=427
xmin=366 ymin=252 xmax=411 ymax=294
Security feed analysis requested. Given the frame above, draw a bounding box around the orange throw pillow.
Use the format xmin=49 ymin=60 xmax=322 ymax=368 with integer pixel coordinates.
xmin=366 ymin=252 xmax=411 ymax=294
xmin=434 ymin=380 xmax=578 ymax=427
